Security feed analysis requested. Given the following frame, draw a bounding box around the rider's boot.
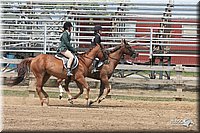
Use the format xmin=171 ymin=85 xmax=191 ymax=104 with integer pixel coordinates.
xmin=92 ymin=59 xmax=98 ymax=73
xmin=92 ymin=64 xmax=98 ymax=73
xmin=67 ymin=68 xmax=73 ymax=76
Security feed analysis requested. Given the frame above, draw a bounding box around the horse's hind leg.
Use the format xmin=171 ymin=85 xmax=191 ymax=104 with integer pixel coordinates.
xmin=34 ymin=72 xmax=50 ymax=106
xmin=57 ymin=79 xmax=64 ymax=99
xmin=35 ymin=76 xmax=45 ymax=106
xmin=72 ymin=81 xmax=84 ymax=100
xmin=41 ymin=89 xmax=49 ymax=106
xmin=63 ymin=79 xmax=73 ymax=104
xmin=41 ymin=73 xmax=51 ymax=105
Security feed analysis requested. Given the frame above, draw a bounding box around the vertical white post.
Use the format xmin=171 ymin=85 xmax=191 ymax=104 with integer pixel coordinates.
xmin=169 ymin=0 xmax=174 ymax=4
xmin=43 ymin=25 xmax=47 ymax=54
xmin=149 ymin=27 xmax=153 ymax=59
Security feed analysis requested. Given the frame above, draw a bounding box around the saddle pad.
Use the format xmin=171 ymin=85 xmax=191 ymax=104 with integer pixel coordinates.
xmin=55 ymin=54 xmax=78 ymax=70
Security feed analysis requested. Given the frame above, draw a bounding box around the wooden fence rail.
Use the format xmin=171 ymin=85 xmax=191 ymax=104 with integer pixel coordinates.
xmin=1 ymin=58 xmax=198 ymax=72
xmin=1 ymin=58 xmax=199 ymax=100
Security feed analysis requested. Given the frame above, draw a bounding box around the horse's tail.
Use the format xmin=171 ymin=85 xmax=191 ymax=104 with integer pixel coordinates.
xmin=10 ymin=58 xmax=32 ymax=86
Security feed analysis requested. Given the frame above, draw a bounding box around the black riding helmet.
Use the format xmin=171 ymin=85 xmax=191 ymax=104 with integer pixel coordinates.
xmin=63 ymin=22 xmax=73 ymax=30
xmin=94 ymin=25 xmax=102 ymax=32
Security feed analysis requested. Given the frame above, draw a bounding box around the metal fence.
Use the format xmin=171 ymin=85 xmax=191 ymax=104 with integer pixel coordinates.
xmin=0 ymin=1 xmax=199 ymax=98
xmin=1 ymin=0 xmax=198 ymax=56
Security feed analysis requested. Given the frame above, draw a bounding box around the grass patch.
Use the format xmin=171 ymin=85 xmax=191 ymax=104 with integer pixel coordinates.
xmin=2 ymin=90 xmax=97 ymax=99
xmin=2 ymin=90 xmax=197 ymax=102
xmin=112 ymin=95 xmax=174 ymax=101
xmin=120 ymin=70 xmax=199 ymax=77
xmin=171 ymin=71 xmax=199 ymax=77
xmin=3 ymin=90 xmax=29 ymax=97
xmin=111 ymin=95 xmax=197 ymax=102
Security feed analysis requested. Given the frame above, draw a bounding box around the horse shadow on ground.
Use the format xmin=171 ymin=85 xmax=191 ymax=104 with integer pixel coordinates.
xmin=48 ymin=103 xmax=125 ymax=109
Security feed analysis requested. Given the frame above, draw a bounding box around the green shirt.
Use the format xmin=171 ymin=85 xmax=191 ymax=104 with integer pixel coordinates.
xmin=58 ymin=31 xmax=75 ymax=53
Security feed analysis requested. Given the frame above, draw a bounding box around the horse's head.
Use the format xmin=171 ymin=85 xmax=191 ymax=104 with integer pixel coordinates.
xmin=121 ymin=39 xmax=138 ymax=58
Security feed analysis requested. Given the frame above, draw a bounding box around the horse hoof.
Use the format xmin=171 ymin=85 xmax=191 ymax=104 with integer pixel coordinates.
xmin=42 ymin=98 xmax=49 ymax=106
xmin=68 ymin=98 xmax=73 ymax=104
xmin=88 ymin=100 xmax=94 ymax=106
xmin=86 ymin=100 xmax=92 ymax=107
xmin=59 ymin=95 xmax=62 ymax=100
xmin=69 ymin=100 xmax=73 ymax=104
xmin=43 ymin=103 xmax=48 ymax=106
xmin=98 ymin=99 xmax=101 ymax=104
xmin=40 ymin=101 xmax=48 ymax=106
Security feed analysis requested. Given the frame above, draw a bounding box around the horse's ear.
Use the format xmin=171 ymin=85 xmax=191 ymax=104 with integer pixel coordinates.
xmin=124 ymin=39 xmax=127 ymax=45
xmin=121 ymin=39 xmax=126 ymax=45
xmin=124 ymin=39 xmax=127 ymax=44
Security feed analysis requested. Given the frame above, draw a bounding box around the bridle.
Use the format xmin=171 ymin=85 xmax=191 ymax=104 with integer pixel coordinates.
xmin=107 ymin=45 xmax=122 ymax=61
xmin=108 ymin=43 xmax=135 ymax=61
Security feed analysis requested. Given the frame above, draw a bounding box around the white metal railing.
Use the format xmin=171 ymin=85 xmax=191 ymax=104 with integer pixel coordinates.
xmin=1 ymin=0 xmax=199 ymax=58
xmin=2 ymin=18 xmax=198 ymax=25
xmin=1 ymin=26 xmax=199 ymax=59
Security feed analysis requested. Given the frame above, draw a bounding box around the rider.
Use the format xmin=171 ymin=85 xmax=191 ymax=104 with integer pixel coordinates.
xmin=91 ymin=25 xmax=108 ymax=73
xmin=57 ymin=21 xmax=76 ymax=76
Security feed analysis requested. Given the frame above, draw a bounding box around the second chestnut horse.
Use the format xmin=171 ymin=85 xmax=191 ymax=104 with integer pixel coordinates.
xmin=58 ymin=39 xmax=138 ymax=106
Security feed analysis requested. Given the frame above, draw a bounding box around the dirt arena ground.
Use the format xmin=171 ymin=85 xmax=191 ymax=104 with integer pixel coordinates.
xmin=2 ymin=95 xmax=198 ymax=132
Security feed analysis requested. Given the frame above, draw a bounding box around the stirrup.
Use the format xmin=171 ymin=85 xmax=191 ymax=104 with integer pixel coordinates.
xmin=67 ymin=72 xmax=73 ymax=76
xmin=67 ymin=71 xmax=73 ymax=76
xmin=92 ymin=69 xmax=98 ymax=73
xmin=67 ymin=67 xmax=73 ymax=76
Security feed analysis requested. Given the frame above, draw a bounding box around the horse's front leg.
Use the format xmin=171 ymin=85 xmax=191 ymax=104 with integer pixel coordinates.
xmin=74 ymin=78 xmax=90 ymax=106
xmin=89 ymin=80 xmax=105 ymax=106
xmin=98 ymin=77 xmax=111 ymax=104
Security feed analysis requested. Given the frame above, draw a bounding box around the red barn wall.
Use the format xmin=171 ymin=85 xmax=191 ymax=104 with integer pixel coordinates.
xmin=134 ymin=19 xmax=198 ymax=66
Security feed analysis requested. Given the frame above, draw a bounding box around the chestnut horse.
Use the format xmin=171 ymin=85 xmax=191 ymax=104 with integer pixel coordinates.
xmin=10 ymin=44 xmax=104 ymax=106
xmin=58 ymin=39 xmax=138 ymax=106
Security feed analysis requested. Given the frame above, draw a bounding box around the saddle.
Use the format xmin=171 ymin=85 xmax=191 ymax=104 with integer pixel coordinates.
xmin=55 ymin=53 xmax=79 ymax=70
